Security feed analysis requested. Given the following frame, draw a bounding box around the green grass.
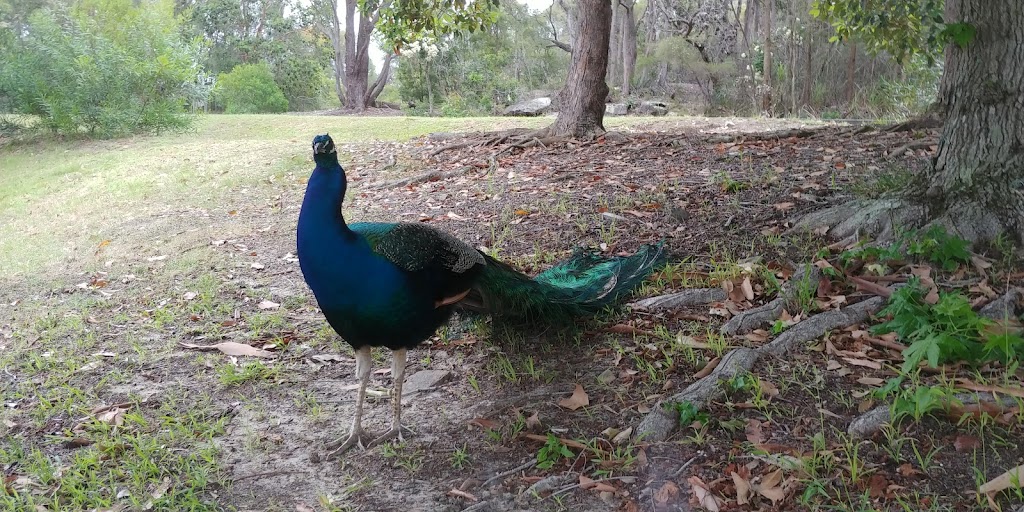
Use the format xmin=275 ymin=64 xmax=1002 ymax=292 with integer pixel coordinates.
xmin=0 ymin=114 xmax=666 ymax=278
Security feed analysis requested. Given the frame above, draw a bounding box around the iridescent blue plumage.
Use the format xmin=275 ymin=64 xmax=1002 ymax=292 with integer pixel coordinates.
xmin=297 ymin=134 xmax=666 ymax=457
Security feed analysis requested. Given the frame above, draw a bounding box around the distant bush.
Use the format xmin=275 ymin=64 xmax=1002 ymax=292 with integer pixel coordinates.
xmin=215 ymin=63 xmax=290 ymax=114
xmin=0 ymin=0 xmax=202 ymax=138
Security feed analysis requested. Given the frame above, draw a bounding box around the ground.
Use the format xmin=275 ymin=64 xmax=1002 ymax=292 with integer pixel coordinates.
xmin=1 ymin=114 xmax=1022 ymax=511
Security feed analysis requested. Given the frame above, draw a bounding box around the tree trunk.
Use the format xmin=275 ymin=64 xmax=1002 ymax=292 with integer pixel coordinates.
xmin=366 ymin=52 xmax=394 ymax=107
xmin=342 ymin=0 xmax=389 ymax=111
xmin=760 ymin=0 xmax=772 ymax=113
xmin=923 ymin=0 xmax=1024 ymax=243
xmin=620 ymin=0 xmax=637 ymax=98
xmin=547 ymin=0 xmax=612 ymax=138
xmin=325 ymin=0 xmax=346 ymax=106
xmin=845 ymin=41 xmax=856 ymax=105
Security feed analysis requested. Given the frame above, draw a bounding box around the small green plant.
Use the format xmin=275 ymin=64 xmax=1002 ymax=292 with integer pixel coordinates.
xmin=217 ymin=360 xmax=278 ymax=386
xmin=891 ymin=384 xmax=957 ymax=423
xmin=712 ymin=171 xmax=749 ymax=193
xmin=450 ymin=444 xmax=471 ymax=469
xmin=536 ymin=434 xmax=574 ymax=470
xmin=669 ymin=401 xmax=709 ymax=428
xmin=907 ymin=225 xmax=971 ymax=271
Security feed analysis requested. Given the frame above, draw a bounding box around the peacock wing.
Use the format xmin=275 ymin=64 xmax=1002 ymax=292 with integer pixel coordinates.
xmin=353 ymin=222 xmax=484 ymax=275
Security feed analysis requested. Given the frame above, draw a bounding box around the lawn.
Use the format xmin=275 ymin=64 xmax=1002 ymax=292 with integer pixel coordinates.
xmin=2 ymin=114 xmax=1022 ymax=512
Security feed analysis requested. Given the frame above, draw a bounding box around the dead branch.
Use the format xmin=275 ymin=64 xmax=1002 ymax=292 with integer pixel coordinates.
xmin=886 ymin=139 xmax=936 ymax=159
xmin=368 ymin=166 xmax=477 ymax=190
xmin=629 ymin=288 xmax=726 ymax=311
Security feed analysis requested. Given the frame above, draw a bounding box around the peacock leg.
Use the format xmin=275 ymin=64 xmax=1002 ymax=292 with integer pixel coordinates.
xmin=325 ymin=345 xmax=373 ymax=458
xmin=368 ymin=348 xmax=411 ymax=447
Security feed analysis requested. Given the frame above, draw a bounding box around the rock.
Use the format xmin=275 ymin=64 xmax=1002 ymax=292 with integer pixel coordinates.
xmin=634 ymin=100 xmax=669 ymax=116
xmin=503 ymin=97 xmax=551 ymax=117
xmin=605 ymin=103 xmax=628 ymax=116
xmin=402 ymin=369 xmax=451 ymax=396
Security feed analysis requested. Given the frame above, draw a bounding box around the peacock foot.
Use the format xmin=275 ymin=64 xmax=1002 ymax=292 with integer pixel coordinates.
xmin=322 ymin=427 xmax=373 ymax=460
xmin=366 ymin=424 xmax=415 ymax=449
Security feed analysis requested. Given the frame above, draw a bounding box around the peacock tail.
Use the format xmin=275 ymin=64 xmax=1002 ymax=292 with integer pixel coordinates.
xmin=463 ymin=242 xmax=667 ymax=324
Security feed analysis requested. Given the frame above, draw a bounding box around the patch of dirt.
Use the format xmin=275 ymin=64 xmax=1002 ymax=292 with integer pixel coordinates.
xmin=4 ymin=117 xmax=1023 ymax=511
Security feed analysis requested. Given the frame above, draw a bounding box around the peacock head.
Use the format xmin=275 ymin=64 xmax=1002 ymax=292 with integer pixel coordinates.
xmin=312 ymin=134 xmax=337 ymax=160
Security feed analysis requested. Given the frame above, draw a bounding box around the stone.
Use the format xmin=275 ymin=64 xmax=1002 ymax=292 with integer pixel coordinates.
xmin=605 ymin=103 xmax=628 ymax=116
xmin=402 ymin=369 xmax=451 ymax=396
xmin=503 ymin=97 xmax=552 ymax=117
xmin=635 ymin=100 xmax=669 ymax=116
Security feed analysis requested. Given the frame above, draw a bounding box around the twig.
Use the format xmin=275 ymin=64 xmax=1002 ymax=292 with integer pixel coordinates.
xmin=548 ymin=475 xmax=639 ymax=498
xmin=671 ymin=455 xmax=700 ymax=478
xmin=232 ymin=469 xmax=307 ymax=482
xmin=861 ymin=336 xmax=908 ymax=353
xmin=482 ymin=460 xmax=537 ymax=487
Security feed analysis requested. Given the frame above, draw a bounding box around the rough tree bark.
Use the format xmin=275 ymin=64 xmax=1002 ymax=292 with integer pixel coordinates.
xmin=797 ymin=0 xmax=1024 ymax=246
xmin=619 ymin=0 xmax=637 ymax=97
xmin=341 ymin=0 xmax=390 ymax=112
xmin=546 ymin=0 xmax=612 ymax=138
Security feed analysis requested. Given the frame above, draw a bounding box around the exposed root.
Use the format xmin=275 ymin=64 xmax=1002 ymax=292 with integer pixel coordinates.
xmin=979 ymin=287 xmax=1024 ymax=321
xmin=719 ymin=264 xmax=823 ymax=336
xmin=705 ymin=127 xmax=826 ymax=144
xmin=635 ymin=297 xmax=886 ymax=443
xmin=791 ymin=198 xmax=927 ymax=243
xmin=629 ymin=288 xmax=726 ymax=311
xmin=886 ymin=139 xmax=937 ymax=159
xmin=849 ymin=392 xmax=1021 ymax=439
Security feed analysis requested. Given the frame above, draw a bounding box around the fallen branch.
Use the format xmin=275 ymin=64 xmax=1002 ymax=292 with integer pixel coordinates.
xmin=629 ymin=288 xmax=726 ymax=311
xmin=482 ymin=459 xmax=537 ymax=487
xmin=886 ymin=139 xmax=936 ymax=159
xmin=849 ymin=392 xmax=1021 ymax=439
xmin=368 ymin=165 xmax=477 ymax=190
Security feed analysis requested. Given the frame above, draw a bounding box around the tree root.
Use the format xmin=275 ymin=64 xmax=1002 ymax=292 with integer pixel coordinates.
xmin=979 ymin=287 xmax=1024 ymax=321
xmin=720 ymin=264 xmax=822 ymax=336
xmin=705 ymin=127 xmax=826 ymax=144
xmin=849 ymin=392 xmax=1021 ymax=439
xmin=791 ymin=198 xmax=927 ymax=243
xmin=886 ymin=139 xmax=936 ymax=159
xmin=635 ymin=297 xmax=886 ymax=443
xmin=628 ymin=288 xmax=726 ymax=310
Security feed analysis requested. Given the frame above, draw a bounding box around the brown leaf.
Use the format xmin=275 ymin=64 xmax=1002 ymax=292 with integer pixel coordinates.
xmin=469 ymin=417 xmax=500 ymax=430
xmin=523 ymin=433 xmax=587 ymax=450
xmin=688 ymin=476 xmax=722 ymax=511
xmin=745 ymin=418 xmax=765 ymax=445
xmin=178 ymin=341 xmax=276 ymax=358
xmin=558 ymin=384 xmax=589 ymax=410
xmin=979 ymin=463 xmax=1024 ymax=497
xmin=740 ymin=277 xmax=755 ymax=301
xmin=773 ymin=202 xmax=795 ymax=211
xmin=842 ymin=357 xmax=882 ymax=370
xmin=954 ymin=435 xmax=981 ymax=452
xmin=525 ymin=411 xmax=541 ymax=430
xmin=447 ymin=488 xmax=478 ymax=502
xmin=655 ymin=481 xmax=680 ymax=507
xmin=693 ymin=357 xmax=720 ymax=379
xmin=857 ymin=377 xmax=886 ymax=386
xmin=731 ymin=472 xmax=751 ymax=505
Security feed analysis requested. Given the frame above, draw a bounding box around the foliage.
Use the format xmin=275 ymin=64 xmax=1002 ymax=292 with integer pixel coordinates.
xmin=810 ymin=0 xmax=975 ymax=63
xmin=371 ymin=0 xmax=501 ymax=51
xmin=0 ymin=0 xmax=202 ymax=137
xmin=186 ymin=0 xmax=333 ymax=111
xmin=535 ymin=433 xmax=573 ymax=470
xmin=395 ymin=3 xmax=568 ymax=114
xmin=873 ymin=280 xmax=1024 ymax=372
xmin=214 ymin=63 xmax=289 ymax=113
xmin=907 ymin=225 xmax=971 ymax=271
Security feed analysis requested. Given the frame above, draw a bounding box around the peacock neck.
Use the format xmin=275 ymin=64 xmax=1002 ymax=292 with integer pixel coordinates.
xmin=299 ymin=157 xmax=355 ymax=240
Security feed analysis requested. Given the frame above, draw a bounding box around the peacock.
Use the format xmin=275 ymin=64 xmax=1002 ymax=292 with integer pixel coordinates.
xmin=297 ymin=134 xmax=666 ymax=458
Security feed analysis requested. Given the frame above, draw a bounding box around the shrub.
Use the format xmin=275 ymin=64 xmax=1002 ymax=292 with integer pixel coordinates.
xmin=0 ymin=0 xmax=202 ymax=137
xmin=214 ymin=63 xmax=290 ymax=114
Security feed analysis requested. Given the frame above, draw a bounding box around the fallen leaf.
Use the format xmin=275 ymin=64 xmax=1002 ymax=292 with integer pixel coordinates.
xmin=842 ymin=357 xmax=882 ymax=370
xmin=558 ymin=384 xmax=589 ymax=410
xmin=687 ymin=476 xmax=722 ymax=511
xmin=857 ymin=377 xmax=886 ymax=386
xmin=732 ymin=471 xmax=751 ymax=505
xmin=178 ymin=341 xmax=276 ymax=358
xmin=258 ymin=300 xmax=280 ymax=310
xmin=979 ymin=463 xmax=1024 ymax=506
xmin=745 ymin=418 xmax=765 ymax=445
xmin=655 ymin=481 xmax=680 ymax=507
xmin=525 ymin=411 xmax=541 ymax=430
xmin=469 ymin=417 xmax=500 ymax=430
xmin=446 ymin=488 xmax=477 ymax=502
xmin=954 ymin=435 xmax=980 ymax=452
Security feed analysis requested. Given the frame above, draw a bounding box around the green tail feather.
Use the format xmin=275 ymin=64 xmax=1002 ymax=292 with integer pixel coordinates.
xmin=469 ymin=242 xmax=666 ymax=323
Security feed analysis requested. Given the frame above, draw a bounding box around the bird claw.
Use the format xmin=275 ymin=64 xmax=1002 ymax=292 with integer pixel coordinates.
xmin=322 ymin=428 xmax=372 ymax=460
xmin=366 ymin=425 xmax=414 ymax=449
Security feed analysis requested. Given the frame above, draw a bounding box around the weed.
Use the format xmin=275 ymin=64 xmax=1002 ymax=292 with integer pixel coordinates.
xmin=217 ymin=360 xmax=279 ymax=386
xmin=536 ymin=434 xmax=574 ymax=470
xmin=450 ymin=444 xmax=471 ymax=469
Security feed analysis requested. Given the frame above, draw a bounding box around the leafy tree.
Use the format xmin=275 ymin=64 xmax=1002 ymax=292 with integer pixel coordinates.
xmin=312 ymin=0 xmax=499 ymax=112
xmin=802 ymin=0 xmax=1024 ymax=247
xmin=0 ymin=0 xmax=203 ymax=137
xmin=214 ymin=63 xmax=290 ymax=113
xmin=186 ymin=0 xmax=333 ymax=111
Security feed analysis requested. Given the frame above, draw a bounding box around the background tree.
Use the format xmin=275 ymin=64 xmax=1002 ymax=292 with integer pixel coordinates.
xmin=186 ymin=0 xmax=334 ymax=111
xmin=0 ymin=0 xmax=203 ymax=136
xmin=545 ymin=0 xmax=612 ymax=138
xmin=802 ymin=0 xmax=1023 ymax=245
